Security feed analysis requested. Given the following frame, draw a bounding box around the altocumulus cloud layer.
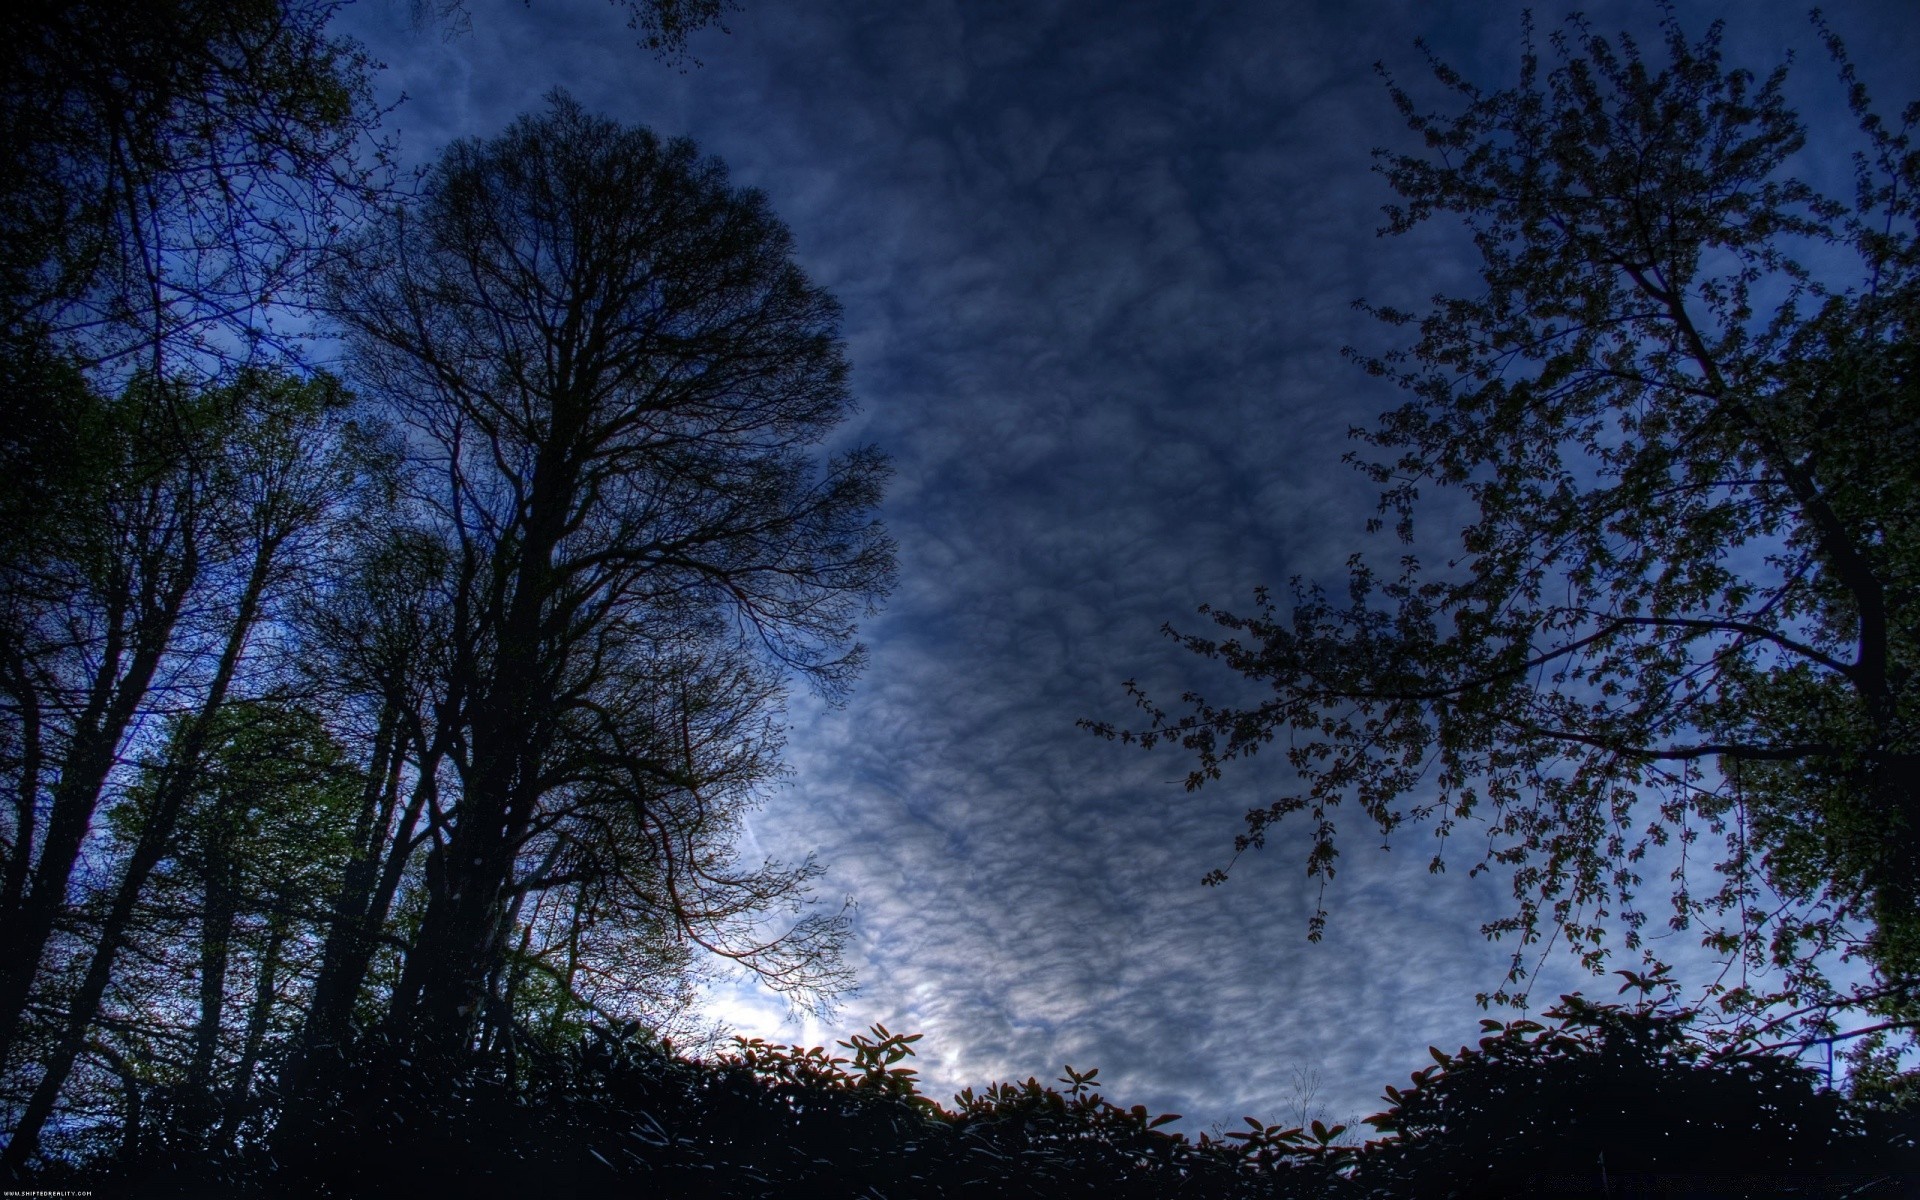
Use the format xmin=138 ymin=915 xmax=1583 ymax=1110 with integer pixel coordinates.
xmin=333 ymin=0 xmax=1920 ymax=1131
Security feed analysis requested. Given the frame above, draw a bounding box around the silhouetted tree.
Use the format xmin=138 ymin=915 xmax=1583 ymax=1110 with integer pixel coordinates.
xmin=1 ymin=0 xmax=817 ymax=1175
xmin=0 ymin=368 xmax=364 ymax=1167
xmin=139 ymin=701 xmax=359 ymax=1150
xmin=3 ymin=1 xmax=385 ymax=1144
xmin=310 ymin=94 xmax=893 ymax=1091
xmin=1091 ymin=13 xmax=1920 ymax=1055
xmin=416 ymin=0 xmax=738 ymax=60
xmin=272 ymin=517 xmax=455 ymax=1098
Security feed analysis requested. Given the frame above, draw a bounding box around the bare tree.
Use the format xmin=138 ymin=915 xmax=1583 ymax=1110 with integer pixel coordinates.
xmin=315 ymin=94 xmax=893 ymax=1077
xmin=0 ymin=0 xmax=384 ymax=380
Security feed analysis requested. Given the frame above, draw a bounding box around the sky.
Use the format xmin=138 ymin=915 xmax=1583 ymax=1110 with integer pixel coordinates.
xmin=329 ymin=0 xmax=1920 ymax=1134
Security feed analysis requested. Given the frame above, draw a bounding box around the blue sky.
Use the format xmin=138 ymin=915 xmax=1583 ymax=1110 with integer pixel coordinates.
xmin=331 ymin=0 xmax=1920 ymax=1134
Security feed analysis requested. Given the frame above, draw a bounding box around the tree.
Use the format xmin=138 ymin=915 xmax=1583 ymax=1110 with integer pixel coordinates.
xmin=0 ymin=0 xmax=382 ymax=377
xmin=148 ymin=701 xmax=359 ymax=1149
xmin=12 ymin=699 xmax=363 ymax=1164
xmin=2 ymin=2 xmax=386 ymax=1130
xmin=0 ymin=368 xmax=365 ymax=1167
xmin=1 ymin=0 xmax=792 ymax=1171
xmin=312 ymin=94 xmax=893 ymax=1079
xmin=270 ymin=516 xmax=456 ymax=1098
xmin=1090 ymin=14 xmax=1919 ymax=1054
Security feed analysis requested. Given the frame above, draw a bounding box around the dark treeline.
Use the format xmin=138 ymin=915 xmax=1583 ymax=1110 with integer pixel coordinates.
xmin=3 ymin=1 xmax=1919 ymax=1197
xmin=19 ymin=982 xmax=1920 ymax=1197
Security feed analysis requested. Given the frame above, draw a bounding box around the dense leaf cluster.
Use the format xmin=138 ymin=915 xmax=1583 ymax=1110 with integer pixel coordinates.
xmin=1360 ymin=974 xmax=1916 ymax=1196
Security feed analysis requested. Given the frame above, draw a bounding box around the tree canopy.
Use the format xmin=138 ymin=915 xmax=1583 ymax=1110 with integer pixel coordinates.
xmin=0 ymin=0 xmax=381 ymax=377
xmin=1091 ymin=13 xmax=1920 ymax=1056
xmin=11 ymin=0 xmax=1920 ymax=1191
xmin=314 ymin=95 xmax=892 ymax=1071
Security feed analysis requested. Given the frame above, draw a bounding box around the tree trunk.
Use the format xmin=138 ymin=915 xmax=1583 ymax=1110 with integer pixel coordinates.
xmin=390 ymin=467 xmax=568 ymax=1065
xmin=1 ymin=535 xmax=268 ymax=1170
xmin=218 ymin=919 xmax=286 ymax=1150
xmin=182 ymin=827 xmax=237 ymax=1139
xmin=0 ymin=643 xmax=43 ymax=930
xmin=276 ymin=726 xmax=436 ymax=1120
xmin=0 ymin=582 xmax=185 ymax=1065
xmin=4 ymin=771 xmax=196 ymax=1170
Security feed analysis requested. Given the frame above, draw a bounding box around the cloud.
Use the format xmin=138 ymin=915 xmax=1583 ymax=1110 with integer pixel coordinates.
xmin=335 ymin=0 xmax=1920 ymax=1132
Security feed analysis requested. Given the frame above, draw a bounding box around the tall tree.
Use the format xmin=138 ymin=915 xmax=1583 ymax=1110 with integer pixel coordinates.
xmin=317 ymin=95 xmax=893 ymax=1075
xmin=42 ymin=699 xmax=361 ymax=1157
xmin=2 ymin=373 xmax=232 ymax=1068
xmin=273 ymin=517 xmax=454 ymax=1097
xmin=0 ymin=368 xmax=364 ymax=1167
xmin=2 ymin=0 xmax=383 ymax=1114
xmin=161 ymin=701 xmax=359 ymax=1148
xmin=1092 ymin=15 xmax=1919 ymax=1052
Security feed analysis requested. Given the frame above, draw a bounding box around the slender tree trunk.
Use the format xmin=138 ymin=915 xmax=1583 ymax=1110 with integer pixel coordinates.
xmin=1 ymin=535 xmax=268 ymax=1170
xmin=0 ymin=562 xmax=188 ymax=1066
xmin=218 ymin=919 xmax=285 ymax=1150
xmin=277 ymin=728 xmax=436 ymax=1119
xmin=0 ymin=644 xmax=43 ymax=927
xmin=182 ymin=831 xmax=237 ymax=1139
xmin=85 ymin=1038 xmax=144 ymax=1164
xmin=5 ymin=776 xmax=193 ymax=1170
xmin=0 ymin=411 xmax=203 ymax=1066
xmin=282 ymin=708 xmax=397 ymax=1056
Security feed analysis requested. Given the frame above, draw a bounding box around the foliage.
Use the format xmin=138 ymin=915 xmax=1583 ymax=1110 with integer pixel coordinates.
xmin=3 ymin=0 xmax=386 ymax=1152
xmin=23 ymin=1003 xmax=1920 ymax=1198
xmin=0 ymin=367 xmax=369 ymax=1167
xmin=0 ymin=0 xmax=383 ymax=375
xmin=1 ymin=0 xmax=844 ymax=1177
xmin=1088 ymin=11 xmax=1920 ymax=1049
xmin=1358 ymin=969 xmax=1915 ymax=1196
xmin=106 ymin=701 xmax=362 ymax=1149
xmin=53 ymin=1023 xmax=1305 ymax=1199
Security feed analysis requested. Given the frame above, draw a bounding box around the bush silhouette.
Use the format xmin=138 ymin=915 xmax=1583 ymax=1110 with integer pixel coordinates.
xmin=29 ymin=1004 xmax=1919 ymax=1198
xmin=1353 ymin=981 xmax=1917 ymax=1197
